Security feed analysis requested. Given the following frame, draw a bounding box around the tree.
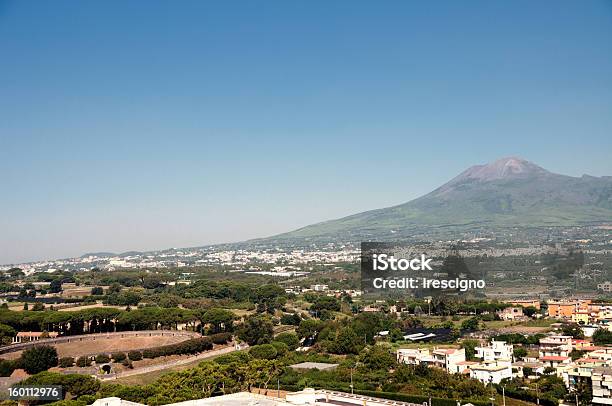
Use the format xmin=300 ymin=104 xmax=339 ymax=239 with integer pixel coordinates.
xmin=561 ymin=323 xmax=584 ymax=339
xmin=461 ymin=317 xmax=481 ymax=331
xmin=593 ymin=328 xmax=612 ymax=345
xmin=274 ymin=332 xmax=300 ymax=350
xmin=311 ymin=296 xmax=341 ymax=314
xmin=296 ymin=319 xmax=322 ymax=341
xmin=32 ymin=302 xmax=45 ymax=311
xmin=570 ymin=349 xmax=587 ymax=361
xmin=202 ymin=308 xmax=236 ymax=333
xmin=237 ymin=315 xmax=273 ymax=346
xmin=523 ymin=306 xmax=538 ymax=317
xmin=49 ymin=279 xmax=63 ymax=293
xmin=21 ymin=345 xmax=58 ymax=374
xmin=389 ymin=328 xmax=404 ymax=342
xmin=329 ymin=326 xmax=360 ymax=354
xmin=254 ymin=285 xmax=286 ymax=314
xmin=0 ymin=323 xmax=16 ymax=345
xmin=513 ymin=346 xmax=528 ymax=360
xmin=461 ymin=339 xmax=479 ymax=360
xmin=249 ymin=344 xmax=278 ymax=360
xmin=361 ymin=345 xmax=396 ymax=370
xmin=280 ymin=313 xmax=301 ymax=326
xmin=91 ymin=287 xmax=103 ymax=295
xmin=270 ymin=341 xmax=288 ymax=356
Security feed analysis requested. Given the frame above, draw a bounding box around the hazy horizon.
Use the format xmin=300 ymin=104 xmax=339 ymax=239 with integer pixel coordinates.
xmin=2 ymin=1 xmax=612 ymax=264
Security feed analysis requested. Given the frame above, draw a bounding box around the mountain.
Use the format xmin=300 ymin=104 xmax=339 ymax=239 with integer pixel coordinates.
xmin=260 ymin=157 xmax=612 ymax=242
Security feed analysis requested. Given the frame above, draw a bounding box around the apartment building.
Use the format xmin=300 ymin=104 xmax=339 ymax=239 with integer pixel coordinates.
xmin=539 ymin=335 xmax=573 ymax=358
xmin=548 ymin=301 xmax=578 ymax=318
xmin=591 ymin=368 xmax=612 ymax=406
xmin=475 ymin=340 xmax=513 ymax=362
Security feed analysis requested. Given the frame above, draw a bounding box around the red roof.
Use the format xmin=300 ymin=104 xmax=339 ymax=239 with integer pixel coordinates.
xmin=540 ymin=356 xmax=569 ymax=362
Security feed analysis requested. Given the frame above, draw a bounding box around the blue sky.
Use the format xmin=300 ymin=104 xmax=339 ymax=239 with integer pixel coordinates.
xmin=1 ymin=1 xmax=611 ymax=264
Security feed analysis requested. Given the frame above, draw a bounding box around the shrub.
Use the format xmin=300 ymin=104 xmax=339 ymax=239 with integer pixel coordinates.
xmin=59 ymin=357 xmax=75 ymax=368
xmin=76 ymin=356 xmax=91 ymax=367
xmin=21 ymin=345 xmax=58 ymax=374
xmin=142 ymin=349 xmax=157 ymax=359
xmin=210 ymin=333 xmax=231 ymax=345
xmin=141 ymin=338 xmax=212 ymax=359
xmin=77 ymin=395 xmax=96 ymax=405
xmin=111 ymin=352 xmax=126 ymax=363
xmin=95 ymin=354 xmax=110 ymax=364
xmin=128 ymin=350 xmax=142 ymax=361
xmin=121 ymin=359 xmax=133 ymax=369
xmin=0 ymin=359 xmax=17 ymax=377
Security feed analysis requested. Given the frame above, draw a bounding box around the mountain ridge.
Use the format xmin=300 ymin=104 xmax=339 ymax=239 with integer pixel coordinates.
xmin=255 ymin=157 xmax=612 ymax=243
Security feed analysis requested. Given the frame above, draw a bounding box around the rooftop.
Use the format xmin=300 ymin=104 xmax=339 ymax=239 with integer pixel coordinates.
xmin=289 ymin=362 xmax=339 ymax=371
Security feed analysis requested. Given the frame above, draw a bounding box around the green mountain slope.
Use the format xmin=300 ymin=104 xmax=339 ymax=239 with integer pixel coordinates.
xmin=262 ymin=157 xmax=612 ymax=242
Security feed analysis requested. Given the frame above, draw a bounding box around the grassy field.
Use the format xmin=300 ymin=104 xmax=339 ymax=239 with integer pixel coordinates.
xmin=113 ymin=350 xmax=235 ymax=385
xmin=3 ymin=334 xmax=191 ymax=360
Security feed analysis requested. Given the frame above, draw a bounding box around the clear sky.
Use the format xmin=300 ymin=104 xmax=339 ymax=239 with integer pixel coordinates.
xmin=1 ymin=1 xmax=611 ymax=264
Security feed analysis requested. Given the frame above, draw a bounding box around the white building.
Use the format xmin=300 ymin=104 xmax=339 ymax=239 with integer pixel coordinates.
xmin=396 ymin=347 xmax=466 ymax=374
xmin=475 ymin=340 xmax=513 ymax=362
xmin=539 ymin=335 xmax=572 ymax=358
xmin=497 ymin=307 xmax=524 ymax=321
xmin=598 ymin=282 xmax=612 ymax=293
xmin=469 ymin=360 xmax=513 ymax=384
xmin=592 ymin=367 xmax=612 ymax=406
xmin=91 ymin=389 xmax=441 ymax=406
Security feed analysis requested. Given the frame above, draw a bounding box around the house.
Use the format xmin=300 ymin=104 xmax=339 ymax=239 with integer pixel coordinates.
xmin=512 ymin=361 xmax=545 ymax=378
xmin=456 ymin=360 xmax=480 ymax=374
xmin=397 ymin=348 xmax=435 ymax=366
xmin=432 ymin=348 xmax=466 ymax=373
xmin=397 ymin=347 xmax=466 ymax=374
xmin=497 ymin=307 xmax=525 ymax=321
xmin=469 ymin=360 xmax=513 ymax=384
xmin=12 ymin=331 xmax=58 ymax=343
